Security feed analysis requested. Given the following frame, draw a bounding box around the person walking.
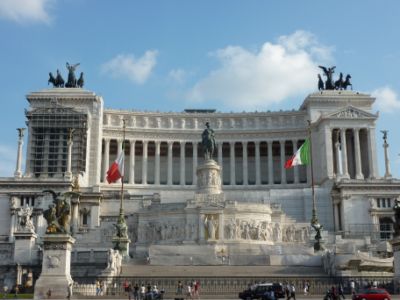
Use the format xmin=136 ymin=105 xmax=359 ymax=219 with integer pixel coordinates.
xmin=338 ymin=283 xmax=345 ymax=299
xmin=140 ymin=284 xmax=145 ymax=300
xmin=133 ymin=283 xmax=139 ymax=300
xmin=176 ymin=281 xmax=184 ymax=300
xmin=288 ymin=283 xmax=296 ymax=300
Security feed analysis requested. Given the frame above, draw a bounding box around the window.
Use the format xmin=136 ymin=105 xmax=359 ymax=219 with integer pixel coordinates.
xmin=379 ymin=217 xmax=393 ymax=240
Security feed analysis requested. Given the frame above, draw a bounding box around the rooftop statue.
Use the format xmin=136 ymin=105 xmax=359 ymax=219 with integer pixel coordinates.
xmin=43 ymin=190 xmax=71 ymax=234
xmin=48 ymin=69 xmax=65 ymax=88
xmin=201 ymin=122 xmax=216 ymax=160
xmin=317 ymin=66 xmax=352 ymax=91
xmin=65 ymin=62 xmax=80 ymax=88
xmin=318 ymin=65 xmax=336 ymax=90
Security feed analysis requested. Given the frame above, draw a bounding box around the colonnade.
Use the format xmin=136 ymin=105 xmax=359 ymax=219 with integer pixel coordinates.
xmin=332 ymin=127 xmax=375 ymax=179
xmin=101 ymin=138 xmax=308 ymax=186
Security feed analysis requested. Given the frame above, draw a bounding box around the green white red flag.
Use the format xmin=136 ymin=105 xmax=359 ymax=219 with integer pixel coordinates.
xmin=284 ymin=139 xmax=310 ymax=169
xmin=106 ymin=151 xmax=124 ymax=183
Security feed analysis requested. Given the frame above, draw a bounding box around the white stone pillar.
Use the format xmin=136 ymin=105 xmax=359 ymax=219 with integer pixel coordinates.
xmin=324 ymin=127 xmax=334 ymax=178
xmin=116 ymin=139 xmax=123 ymax=183
xmin=242 ymin=142 xmax=248 ymax=185
xmin=71 ymin=198 xmax=79 ymax=234
xmin=180 ymin=141 xmax=185 ymax=185
xmin=268 ymin=141 xmax=273 ymax=185
xmin=383 ymin=135 xmax=392 ymax=179
xmin=155 ymin=141 xmax=160 ymax=185
xmin=340 ymin=129 xmax=350 ymax=178
xmin=334 ymin=132 xmax=342 ymax=177
xmin=103 ymin=138 xmax=110 ymax=183
xmin=292 ymin=140 xmax=299 ymax=183
xmin=255 ymin=141 xmax=261 ymax=185
xmin=192 ymin=142 xmax=198 ymax=186
xmin=230 ymin=142 xmax=235 ymax=185
xmin=167 ymin=141 xmax=173 ymax=185
xmin=65 ymin=132 xmax=73 ymax=179
xmin=334 ymin=203 xmax=340 ymax=232
xmin=9 ymin=206 xmax=16 ymax=242
xmin=14 ymin=128 xmax=25 ymax=178
xmin=367 ymin=127 xmax=379 ymax=178
xmin=280 ymin=140 xmax=286 ymax=184
xmin=142 ymin=140 xmax=148 ymax=184
xmin=354 ymin=128 xmax=364 ymax=179
xmin=217 ymin=142 xmax=223 ymax=166
xmin=129 ymin=140 xmax=135 ymax=184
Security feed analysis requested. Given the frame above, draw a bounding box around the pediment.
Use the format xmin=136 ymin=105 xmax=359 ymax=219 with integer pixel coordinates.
xmin=324 ymin=106 xmax=377 ymax=120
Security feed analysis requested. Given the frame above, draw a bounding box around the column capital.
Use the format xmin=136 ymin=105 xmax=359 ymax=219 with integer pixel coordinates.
xmin=129 ymin=139 xmax=136 ymax=144
xmin=229 ymin=141 xmax=235 ymax=146
xmin=104 ymin=137 xmax=111 ymax=143
xmin=279 ymin=139 xmax=285 ymax=145
xmin=167 ymin=140 xmax=174 ymax=146
xmin=142 ymin=140 xmax=149 ymax=145
xmin=242 ymin=141 xmax=248 ymax=146
xmin=254 ymin=140 xmax=260 ymax=146
xmin=353 ymin=128 xmax=360 ymax=133
xmin=155 ymin=140 xmax=161 ymax=146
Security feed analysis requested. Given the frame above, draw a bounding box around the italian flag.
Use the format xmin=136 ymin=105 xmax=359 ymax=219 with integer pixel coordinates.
xmin=106 ymin=151 xmax=125 ymax=183
xmin=284 ymin=139 xmax=310 ymax=169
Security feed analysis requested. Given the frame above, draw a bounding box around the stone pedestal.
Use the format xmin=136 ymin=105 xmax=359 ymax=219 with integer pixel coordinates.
xmin=34 ymin=234 xmax=75 ymax=300
xmin=112 ymin=236 xmax=131 ymax=259
xmin=196 ymin=159 xmax=222 ymax=194
xmin=14 ymin=231 xmax=37 ymax=264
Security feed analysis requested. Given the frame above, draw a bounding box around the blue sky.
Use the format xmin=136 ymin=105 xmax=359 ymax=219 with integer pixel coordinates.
xmin=0 ymin=0 xmax=400 ymax=178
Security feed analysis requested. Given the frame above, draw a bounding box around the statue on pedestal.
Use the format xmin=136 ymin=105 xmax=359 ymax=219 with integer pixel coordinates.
xmin=204 ymin=215 xmax=218 ymax=240
xmin=42 ymin=190 xmax=71 ymax=234
xmin=201 ymin=122 xmax=216 ymax=160
xmin=17 ymin=204 xmax=35 ymax=232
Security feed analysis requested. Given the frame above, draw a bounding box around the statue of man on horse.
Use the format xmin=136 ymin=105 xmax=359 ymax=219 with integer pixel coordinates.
xmin=201 ymin=122 xmax=216 ymax=160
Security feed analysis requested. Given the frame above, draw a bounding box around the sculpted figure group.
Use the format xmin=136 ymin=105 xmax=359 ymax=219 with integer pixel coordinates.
xmin=318 ymin=66 xmax=352 ymax=91
xmin=48 ymin=62 xmax=84 ymax=88
xmin=42 ymin=190 xmax=71 ymax=234
xmin=106 ymin=249 xmax=122 ymax=275
xmin=17 ymin=203 xmax=35 ymax=232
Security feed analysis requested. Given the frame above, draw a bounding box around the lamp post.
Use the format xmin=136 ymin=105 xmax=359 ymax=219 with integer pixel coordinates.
xmin=308 ymin=120 xmax=323 ymax=252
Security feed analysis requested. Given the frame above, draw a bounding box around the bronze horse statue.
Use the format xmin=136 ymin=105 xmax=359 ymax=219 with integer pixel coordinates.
xmin=48 ymin=70 xmax=65 ymax=88
xmin=342 ymin=74 xmax=352 ymax=90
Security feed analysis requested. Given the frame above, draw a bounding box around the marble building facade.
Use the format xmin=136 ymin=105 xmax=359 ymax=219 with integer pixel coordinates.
xmin=0 ymin=88 xmax=400 ymax=275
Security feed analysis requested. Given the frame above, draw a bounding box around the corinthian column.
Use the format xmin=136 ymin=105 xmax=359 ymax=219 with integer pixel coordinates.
xmin=180 ymin=141 xmax=186 ymax=185
xmin=65 ymin=129 xmax=74 ymax=179
xmin=14 ymin=128 xmax=25 ymax=178
xmin=268 ymin=141 xmax=273 ymax=185
xmin=340 ymin=129 xmax=349 ymax=178
xmin=354 ymin=128 xmax=364 ymax=179
xmin=142 ymin=140 xmax=148 ymax=184
xmin=192 ymin=142 xmax=198 ymax=185
xmin=116 ymin=139 xmax=123 ymax=183
xmin=230 ymin=142 xmax=236 ymax=185
xmin=292 ymin=140 xmax=299 ymax=183
xmin=280 ymin=140 xmax=286 ymax=184
xmin=255 ymin=141 xmax=261 ymax=185
xmin=103 ymin=138 xmax=110 ymax=183
xmin=155 ymin=141 xmax=160 ymax=185
xmin=167 ymin=141 xmax=173 ymax=185
xmin=242 ymin=142 xmax=248 ymax=185
xmin=129 ymin=140 xmax=135 ymax=184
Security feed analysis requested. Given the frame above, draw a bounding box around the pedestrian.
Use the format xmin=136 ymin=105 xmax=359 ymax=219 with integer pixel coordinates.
xmin=338 ymin=283 xmax=345 ymax=299
xmin=176 ymin=281 xmax=184 ymax=300
xmin=140 ymin=283 xmax=145 ymax=300
xmin=133 ymin=283 xmax=139 ymax=300
xmin=46 ymin=289 xmax=51 ymax=299
xmin=186 ymin=283 xmax=192 ymax=300
xmin=285 ymin=283 xmax=290 ymax=300
xmin=128 ymin=284 xmax=132 ymax=300
xmin=288 ymin=283 xmax=296 ymax=300
xmin=3 ymin=286 xmax=8 ymax=299
xmin=303 ymin=281 xmax=309 ymax=296
xmin=194 ymin=280 xmax=200 ymax=299
xmin=124 ymin=280 xmax=130 ymax=294
xmin=350 ymin=280 xmax=355 ymax=295
xmin=67 ymin=283 xmax=73 ymax=300
xmin=95 ymin=280 xmax=100 ymax=296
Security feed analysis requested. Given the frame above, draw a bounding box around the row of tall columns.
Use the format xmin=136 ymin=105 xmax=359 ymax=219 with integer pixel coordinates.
xmin=102 ymin=139 xmax=305 ymax=185
xmin=334 ymin=127 xmax=376 ymax=179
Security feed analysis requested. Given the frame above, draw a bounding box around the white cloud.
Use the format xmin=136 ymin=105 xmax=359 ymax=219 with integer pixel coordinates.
xmin=0 ymin=144 xmax=16 ymax=177
xmin=187 ymin=30 xmax=332 ymax=110
xmin=372 ymin=86 xmax=400 ymax=113
xmin=168 ymin=69 xmax=187 ymax=84
xmin=0 ymin=0 xmax=53 ymax=24
xmin=101 ymin=50 xmax=158 ymax=85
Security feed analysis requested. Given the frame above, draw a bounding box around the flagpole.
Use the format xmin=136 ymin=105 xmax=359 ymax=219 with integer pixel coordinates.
xmin=307 ymin=120 xmax=323 ymax=251
xmin=120 ymin=119 xmax=125 ymax=216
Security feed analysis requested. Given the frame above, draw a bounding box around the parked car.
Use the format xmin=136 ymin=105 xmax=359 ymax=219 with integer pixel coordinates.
xmin=239 ymin=283 xmax=285 ymax=300
xmin=352 ymin=288 xmax=391 ymax=300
